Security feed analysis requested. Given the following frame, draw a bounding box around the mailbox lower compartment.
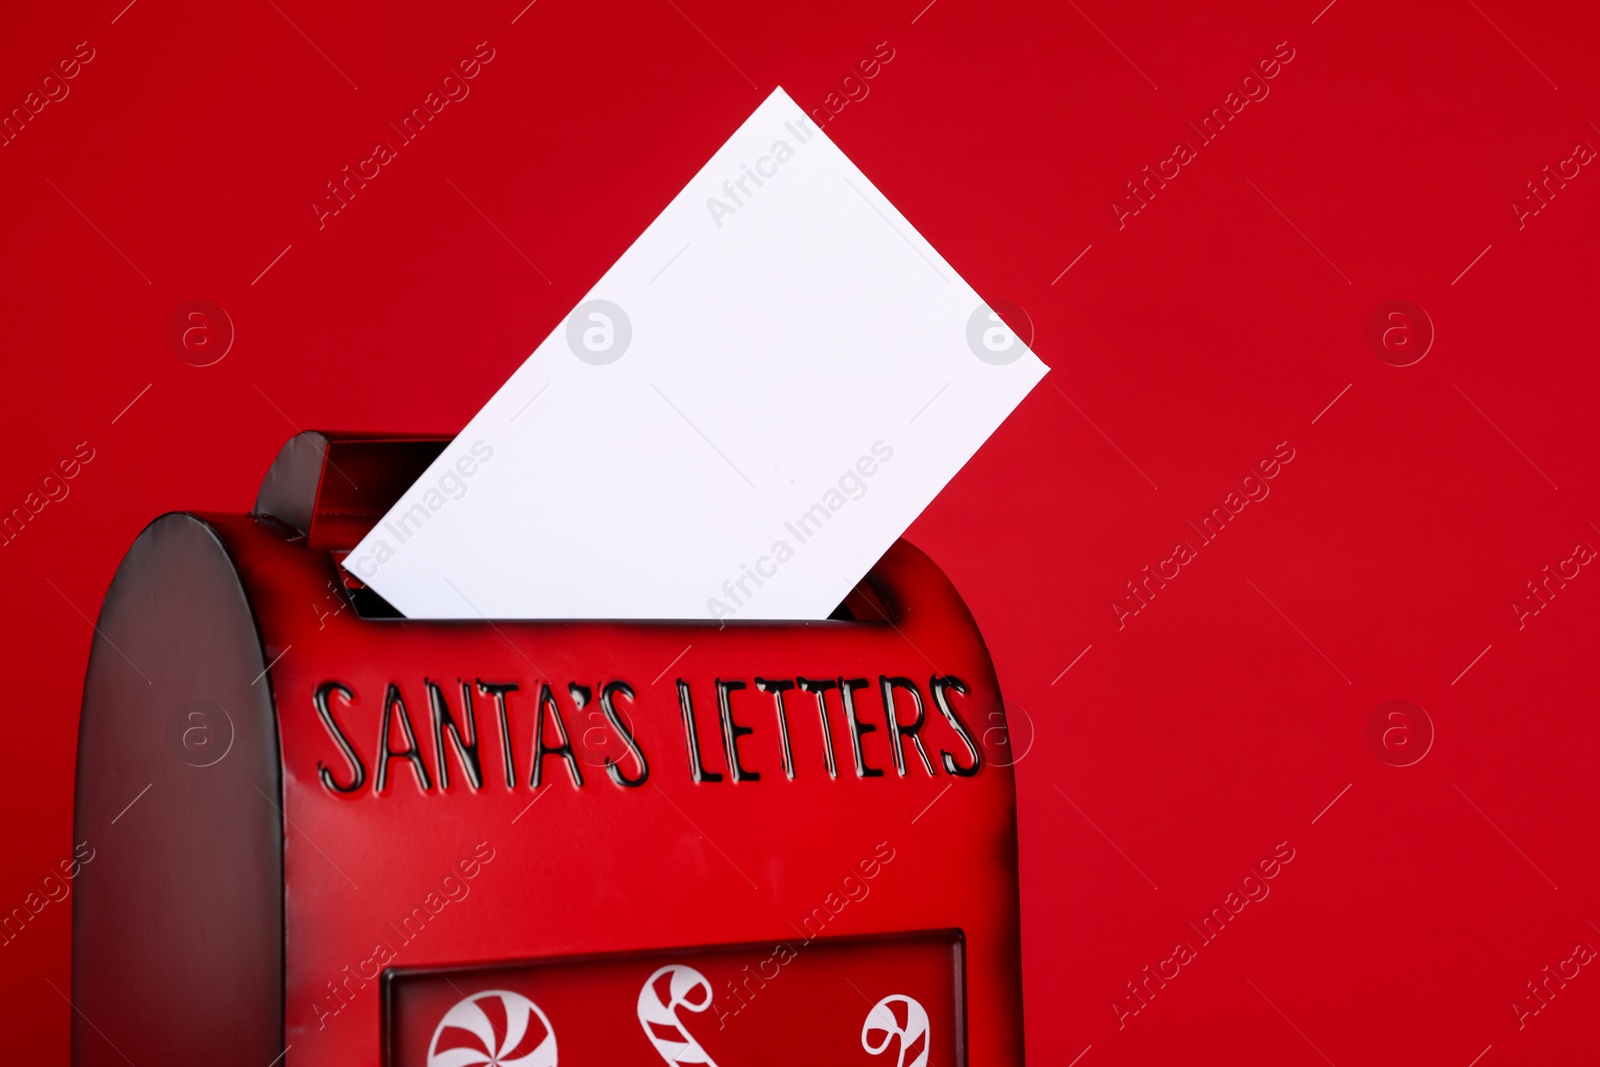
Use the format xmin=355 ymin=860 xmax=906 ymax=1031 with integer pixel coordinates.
xmin=382 ymin=928 xmax=965 ymax=1066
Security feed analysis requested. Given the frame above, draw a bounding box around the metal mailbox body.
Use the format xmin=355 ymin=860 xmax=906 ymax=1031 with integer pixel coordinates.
xmin=72 ymin=432 xmax=1024 ymax=1066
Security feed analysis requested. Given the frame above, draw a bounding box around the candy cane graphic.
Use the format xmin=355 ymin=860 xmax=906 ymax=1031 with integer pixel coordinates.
xmin=861 ymin=994 xmax=929 ymax=1067
xmin=427 ymin=989 xmax=557 ymax=1067
xmin=637 ymin=964 xmax=720 ymax=1066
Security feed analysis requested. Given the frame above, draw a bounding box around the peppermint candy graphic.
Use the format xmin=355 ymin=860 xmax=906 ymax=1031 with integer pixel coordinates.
xmin=862 ymin=994 xmax=929 ymax=1067
xmin=637 ymin=964 xmax=719 ymax=1066
xmin=427 ymin=989 xmax=557 ymax=1067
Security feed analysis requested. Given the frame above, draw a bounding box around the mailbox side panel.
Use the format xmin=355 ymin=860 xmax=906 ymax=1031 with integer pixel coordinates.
xmin=72 ymin=514 xmax=284 ymax=1065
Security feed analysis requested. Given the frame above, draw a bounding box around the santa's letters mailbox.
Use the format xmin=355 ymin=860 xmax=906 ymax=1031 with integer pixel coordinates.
xmin=72 ymin=431 xmax=1025 ymax=1066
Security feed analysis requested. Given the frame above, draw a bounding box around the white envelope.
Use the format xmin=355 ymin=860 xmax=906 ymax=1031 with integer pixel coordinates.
xmin=346 ymin=87 xmax=1048 ymax=620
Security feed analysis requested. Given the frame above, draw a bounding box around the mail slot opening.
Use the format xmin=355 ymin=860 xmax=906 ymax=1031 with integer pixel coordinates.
xmin=328 ymin=547 xmax=882 ymax=625
xmin=271 ymin=432 xmax=903 ymax=625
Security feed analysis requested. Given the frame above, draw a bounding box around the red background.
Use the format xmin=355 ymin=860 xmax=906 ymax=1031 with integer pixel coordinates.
xmin=3 ymin=0 xmax=1597 ymax=1063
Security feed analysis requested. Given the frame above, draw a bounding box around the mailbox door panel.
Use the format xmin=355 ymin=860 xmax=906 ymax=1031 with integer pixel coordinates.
xmin=72 ymin=515 xmax=284 ymax=1067
xmin=383 ymin=931 xmax=964 ymax=1066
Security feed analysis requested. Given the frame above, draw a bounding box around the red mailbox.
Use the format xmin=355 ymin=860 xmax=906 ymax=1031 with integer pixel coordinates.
xmin=73 ymin=431 xmax=1025 ymax=1066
